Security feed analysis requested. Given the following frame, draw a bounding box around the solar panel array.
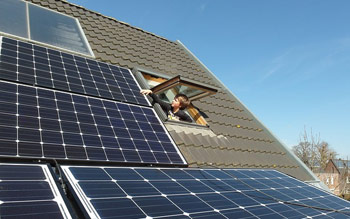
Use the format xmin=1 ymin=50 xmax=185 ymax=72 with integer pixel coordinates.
xmin=0 ymin=37 xmax=148 ymax=106
xmin=0 ymin=163 xmax=72 ymax=219
xmin=0 ymin=36 xmax=186 ymax=165
xmin=0 ymin=81 xmax=185 ymax=164
xmin=62 ymin=166 xmax=350 ymax=219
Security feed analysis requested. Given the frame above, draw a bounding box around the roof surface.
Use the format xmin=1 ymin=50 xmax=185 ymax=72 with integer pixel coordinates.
xmin=27 ymin=0 xmax=315 ymax=181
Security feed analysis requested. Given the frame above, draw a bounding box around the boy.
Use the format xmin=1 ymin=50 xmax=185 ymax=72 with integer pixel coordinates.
xmin=140 ymin=89 xmax=192 ymax=122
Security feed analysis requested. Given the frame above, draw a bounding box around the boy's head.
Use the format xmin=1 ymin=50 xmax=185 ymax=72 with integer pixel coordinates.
xmin=172 ymin=94 xmax=190 ymax=110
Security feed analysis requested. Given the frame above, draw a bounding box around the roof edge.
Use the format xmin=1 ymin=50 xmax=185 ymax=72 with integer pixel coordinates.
xmin=328 ymin=159 xmax=341 ymax=174
xmin=176 ymin=40 xmax=320 ymax=182
xmin=305 ymin=180 xmax=331 ymax=193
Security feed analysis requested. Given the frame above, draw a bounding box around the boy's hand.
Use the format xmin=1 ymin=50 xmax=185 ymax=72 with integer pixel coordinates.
xmin=140 ymin=89 xmax=153 ymax=95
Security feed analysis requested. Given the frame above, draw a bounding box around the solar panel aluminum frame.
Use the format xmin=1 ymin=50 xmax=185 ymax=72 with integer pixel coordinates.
xmin=127 ymin=67 xmax=152 ymax=107
xmin=61 ymin=165 xmax=100 ymax=219
xmin=0 ymin=162 xmax=74 ymax=219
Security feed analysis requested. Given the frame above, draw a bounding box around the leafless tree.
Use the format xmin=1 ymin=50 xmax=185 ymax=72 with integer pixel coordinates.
xmin=292 ymin=127 xmax=336 ymax=171
xmin=317 ymin=141 xmax=337 ymax=169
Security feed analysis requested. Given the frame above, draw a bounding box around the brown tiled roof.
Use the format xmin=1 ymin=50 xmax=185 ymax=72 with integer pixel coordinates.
xmin=27 ymin=0 xmax=316 ymax=181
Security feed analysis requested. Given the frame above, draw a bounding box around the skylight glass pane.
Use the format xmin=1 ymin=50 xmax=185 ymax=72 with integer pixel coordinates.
xmin=28 ymin=4 xmax=91 ymax=56
xmin=175 ymin=84 xmax=204 ymax=99
xmin=0 ymin=0 xmax=28 ymax=38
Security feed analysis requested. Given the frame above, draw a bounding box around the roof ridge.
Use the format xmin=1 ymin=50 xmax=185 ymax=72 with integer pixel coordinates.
xmin=64 ymin=0 xmax=175 ymax=43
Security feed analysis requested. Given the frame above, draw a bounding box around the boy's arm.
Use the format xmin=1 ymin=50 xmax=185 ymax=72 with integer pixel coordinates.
xmin=149 ymin=93 xmax=171 ymax=112
xmin=140 ymin=89 xmax=171 ymax=112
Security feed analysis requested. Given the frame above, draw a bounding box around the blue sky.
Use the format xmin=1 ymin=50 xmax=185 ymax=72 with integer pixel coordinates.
xmin=69 ymin=0 xmax=350 ymax=159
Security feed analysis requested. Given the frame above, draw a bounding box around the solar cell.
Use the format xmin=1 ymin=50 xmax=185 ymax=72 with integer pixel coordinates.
xmin=0 ymin=163 xmax=72 ymax=218
xmin=62 ymin=166 xmax=350 ymax=219
xmin=0 ymin=80 xmax=186 ymax=165
xmin=0 ymin=36 xmax=149 ymax=106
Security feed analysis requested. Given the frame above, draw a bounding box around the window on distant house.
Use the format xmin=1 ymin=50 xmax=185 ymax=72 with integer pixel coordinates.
xmin=134 ymin=70 xmax=218 ymax=126
xmin=347 ymin=176 xmax=350 ymax=184
xmin=326 ymin=177 xmax=329 ymax=185
xmin=331 ymin=177 xmax=334 ymax=185
xmin=0 ymin=0 xmax=93 ymax=57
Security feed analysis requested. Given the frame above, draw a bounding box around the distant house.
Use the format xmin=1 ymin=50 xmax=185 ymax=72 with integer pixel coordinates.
xmin=315 ymin=159 xmax=350 ymax=197
xmin=334 ymin=159 xmax=350 ymax=197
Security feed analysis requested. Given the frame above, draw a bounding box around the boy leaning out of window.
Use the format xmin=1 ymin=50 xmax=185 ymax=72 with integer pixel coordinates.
xmin=140 ymin=89 xmax=192 ymax=122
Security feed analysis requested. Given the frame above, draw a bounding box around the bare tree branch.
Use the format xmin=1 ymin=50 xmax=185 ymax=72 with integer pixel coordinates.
xmin=292 ymin=127 xmax=337 ymax=171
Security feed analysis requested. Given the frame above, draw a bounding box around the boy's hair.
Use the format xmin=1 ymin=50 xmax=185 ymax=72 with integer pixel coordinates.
xmin=175 ymin=94 xmax=190 ymax=109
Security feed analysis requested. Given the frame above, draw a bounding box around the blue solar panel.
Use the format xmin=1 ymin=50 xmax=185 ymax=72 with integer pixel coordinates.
xmin=0 ymin=80 xmax=186 ymax=165
xmin=0 ymin=163 xmax=72 ymax=218
xmin=0 ymin=36 xmax=149 ymax=106
xmin=62 ymin=166 xmax=350 ymax=219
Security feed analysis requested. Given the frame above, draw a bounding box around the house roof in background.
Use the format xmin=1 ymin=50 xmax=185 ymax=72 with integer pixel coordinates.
xmin=25 ymin=0 xmax=317 ymax=181
xmin=334 ymin=159 xmax=350 ymax=169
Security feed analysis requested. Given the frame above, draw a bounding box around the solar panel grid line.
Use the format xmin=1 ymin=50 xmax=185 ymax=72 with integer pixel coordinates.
xmin=144 ymin=170 xmax=287 ymax=219
xmin=101 ymin=168 xmax=233 ymax=219
xmin=69 ymin=92 xmax=106 ymax=161
xmin=61 ymin=166 xmax=350 ymax=219
xmin=89 ymin=97 xmax=169 ymax=163
xmin=61 ymin=166 xmax=207 ymax=218
xmin=65 ymin=166 xmax=268 ymax=218
xmin=35 ymin=86 xmax=46 ymax=158
xmin=220 ymin=169 xmax=350 ymax=217
xmin=0 ymin=36 xmax=150 ymax=106
xmin=0 ymin=163 xmax=72 ymax=219
xmin=255 ymin=170 xmax=350 ymax=210
xmin=99 ymin=167 xmax=158 ymax=218
xmin=178 ymin=171 xmax=303 ymax=218
xmin=0 ymin=80 xmax=186 ymax=164
xmin=53 ymin=89 xmax=82 ymax=160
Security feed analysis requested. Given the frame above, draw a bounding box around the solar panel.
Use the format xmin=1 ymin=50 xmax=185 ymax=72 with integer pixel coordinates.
xmin=61 ymin=166 xmax=350 ymax=219
xmin=0 ymin=80 xmax=186 ymax=165
xmin=0 ymin=163 xmax=72 ymax=218
xmin=0 ymin=36 xmax=149 ymax=106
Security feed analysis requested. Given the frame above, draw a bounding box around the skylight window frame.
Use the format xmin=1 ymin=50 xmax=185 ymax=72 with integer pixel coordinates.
xmin=132 ymin=67 xmax=217 ymax=127
xmin=0 ymin=0 xmax=94 ymax=58
xmin=150 ymin=75 xmax=218 ymax=101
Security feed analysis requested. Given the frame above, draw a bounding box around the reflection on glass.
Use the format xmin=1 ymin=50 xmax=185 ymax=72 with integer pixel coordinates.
xmin=158 ymin=85 xmax=204 ymax=102
xmin=175 ymin=85 xmax=204 ymax=99
xmin=29 ymin=4 xmax=90 ymax=55
xmin=159 ymin=90 xmax=174 ymax=103
xmin=0 ymin=0 xmax=28 ymax=38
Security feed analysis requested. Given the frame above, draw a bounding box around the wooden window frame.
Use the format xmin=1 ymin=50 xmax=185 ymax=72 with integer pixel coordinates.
xmin=151 ymin=75 xmax=217 ymax=101
xmin=141 ymin=73 xmax=217 ymax=126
